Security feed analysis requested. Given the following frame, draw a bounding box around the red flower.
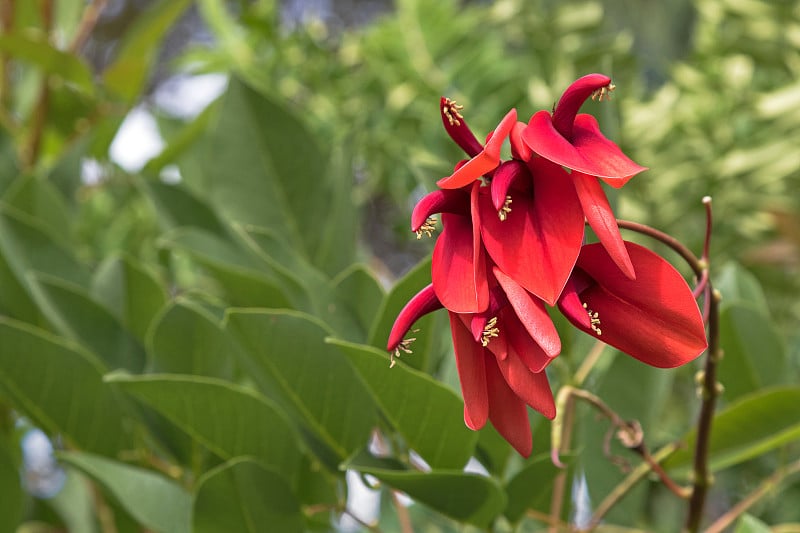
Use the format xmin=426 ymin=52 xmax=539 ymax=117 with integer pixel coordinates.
xmin=558 ymin=241 xmax=708 ymax=367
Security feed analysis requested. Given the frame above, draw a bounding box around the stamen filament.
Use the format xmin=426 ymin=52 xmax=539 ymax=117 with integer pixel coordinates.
xmin=583 ymin=302 xmax=602 ymax=335
xmin=481 ymin=316 xmax=500 ymax=347
xmin=415 ymin=216 xmax=437 ymax=239
xmin=591 ymin=83 xmax=616 ymax=102
xmin=498 ymin=196 xmax=512 ymax=221
xmin=442 ymin=98 xmax=465 ymax=126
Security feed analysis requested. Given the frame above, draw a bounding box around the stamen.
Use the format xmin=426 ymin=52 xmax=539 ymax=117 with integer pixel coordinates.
xmin=498 ymin=196 xmax=512 ymax=221
xmin=583 ymin=302 xmax=602 ymax=335
xmin=442 ymin=98 xmax=465 ymax=126
xmin=415 ymin=216 xmax=437 ymax=239
xmin=390 ymin=329 xmax=418 ymax=368
xmin=590 ymin=82 xmax=616 ymax=102
xmin=481 ymin=316 xmax=499 ymax=347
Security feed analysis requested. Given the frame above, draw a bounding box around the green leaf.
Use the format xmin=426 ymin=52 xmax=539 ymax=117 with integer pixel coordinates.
xmin=331 ymin=264 xmax=386 ymax=339
xmin=0 ymin=317 xmax=133 ymax=455
xmin=715 ymin=262 xmax=770 ymax=315
xmin=90 ymin=254 xmax=168 ymax=341
xmin=45 ymin=467 xmax=98 ymax=533
xmin=717 ymin=303 xmax=790 ymax=399
xmin=734 ymin=514 xmax=772 ymax=533
xmin=193 ymin=458 xmax=304 ymax=533
xmin=140 ymin=179 xmax=228 ymax=237
xmin=368 ymin=256 xmax=447 ymax=373
xmin=102 ymin=0 xmax=192 ymax=102
xmin=106 ymin=373 xmax=303 ymax=483
xmin=146 ymin=300 xmax=236 ymax=378
xmin=329 ymin=338 xmax=476 ymax=469
xmin=225 ymin=309 xmax=376 ymax=464
xmin=157 ymin=228 xmax=291 ymax=308
xmin=503 ymin=453 xmax=567 ymax=523
xmin=2 ymin=175 xmax=72 ymax=238
xmin=346 ymin=450 xmax=506 ymax=527
xmin=0 ymin=33 xmax=94 ymax=93
xmin=666 ymin=387 xmax=800 ymax=475
xmin=0 ymin=437 xmax=23 ymax=533
xmin=58 ymin=451 xmax=191 ymax=533
xmin=28 ymin=274 xmax=146 ymax=372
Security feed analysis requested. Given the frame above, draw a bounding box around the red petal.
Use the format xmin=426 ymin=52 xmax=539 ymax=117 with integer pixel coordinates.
xmin=489 ymin=160 xmax=528 ymax=212
xmin=572 ymin=172 xmax=635 ymax=279
xmin=387 ymin=284 xmax=442 ymax=351
xmin=557 ymin=276 xmax=592 ymax=330
xmin=493 ymin=267 xmax=561 ymax=357
xmin=410 ymin=189 xmax=469 ymax=232
xmin=432 ymin=213 xmax=489 ymax=313
xmin=552 ymin=73 xmax=612 ymax=139
xmin=493 ymin=334 xmax=556 ymax=418
xmin=510 ymin=121 xmax=532 ymax=161
xmin=440 ymin=97 xmax=483 ymax=157
xmin=480 ymin=159 xmax=584 ymax=305
xmin=437 ymin=109 xmax=516 ymax=189
xmin=484 ymin=353 xmax=533 ymax=457
xmin=449 ymin=312 xmax=489 ymax=430
xmin=569 ymin=242 xmax=708 ymax=367
xmin=571 ymin=114 xmax=648 ymax=185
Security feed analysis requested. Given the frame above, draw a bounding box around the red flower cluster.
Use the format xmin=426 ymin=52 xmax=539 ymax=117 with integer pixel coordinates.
xmin=387 ymin=74 xmax=708 ymax=457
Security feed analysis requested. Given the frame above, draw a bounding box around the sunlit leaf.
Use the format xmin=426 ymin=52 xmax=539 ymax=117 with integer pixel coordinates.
xmin=59 ymin=451 xmax=191 ymax=533
xmin=0 ymin=33 xmax=93 ymax=93
xmin=504 ymin=453 xmax=567 ymax=523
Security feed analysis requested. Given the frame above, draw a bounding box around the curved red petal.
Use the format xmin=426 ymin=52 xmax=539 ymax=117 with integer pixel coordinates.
xmin=570 ymin=114 xmax=648 ymax=184
xmin=572 ymin=172 xmax=635 ymax=279
xmin=522 ymin=110 xmax=590 ymax=174
xmin=449 ymin=312 xmax=489 ymax=430
xmin=493 ymin=267 xmax=561 ymax=357
xmin=387 ymin=284 xmax=442 ymax=351
xmin=552 ymin=73 xmax=612 ymax=139
xmin=432 ymin=213 xmax=489 ymax=313
xmin=510 ymin=121 xmax=532 ymax=161
xmin=410 ymin=189 xmax=469 ymax=232
xmin=480 ymin=159 xmax=584 ymax=305
xmin=440 ymin=97 xmax=483 ymax=157
xmin=570 ymin=242 xmax=708 ymax=367
xmin=484 ymin=353 xmax=533 ymax=457
xmin=490 ymin=160 xmax=528 ymax=212
xmin=493 ymin=337 xmax=556 ymax=418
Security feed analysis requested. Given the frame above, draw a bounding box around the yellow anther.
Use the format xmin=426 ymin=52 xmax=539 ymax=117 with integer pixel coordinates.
xmin=498 ymin=196 xmax=513 ymax=221
xmin=443 ymin=98 xmax=465 ymax=126
xmin=591 ymin=82 xmax=616 ymax=102
xmin=390 ymin=329 xmax=419 ymax=368
xmin=415 ymin=216 xmax=437 ymax=239
xmin=583 ymin=302 xmax=602 ymax=335
xmin=481 ymin=317 xmax=500 ymax=347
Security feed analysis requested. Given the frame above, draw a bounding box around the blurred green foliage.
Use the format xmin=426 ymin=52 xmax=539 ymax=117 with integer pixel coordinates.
xmin=0 ymin=0 xmax=799 ymax=531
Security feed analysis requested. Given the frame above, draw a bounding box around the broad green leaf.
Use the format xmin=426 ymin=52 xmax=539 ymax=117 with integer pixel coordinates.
xmin=715 ymin=262 xmax=770 ymax=315
xmin=102 ymin=0 xmax=192 ymax=102
xmin=146 ymin=300 xmax=236 ymax=378
xmin=734 ymin=514 xmax=772 ymax=533
xmin=158 ymin=228 xmax=291 ymax=308
xmin=0 ymin=33 xmax=93 ymax=93
xmin=0 ymin=438 xmax=23 ymax=533
xmin=331 ymin=264 xmax=386 ymax=339
xmin=718 ymin=303 xmax=790 ymax=399
xmin=0 ymin=318 xmax=133 ymax=455
xmin=2 ymin=175 xmax=72 ymax=238
xmin=666 ymin=387 xmax=800 ymax=475
xmin=504 ymin=453 xmax=567 ymax=523
xmin=28 ymin=274 xmax=146 ymax=372
xmin=183 ymin=79 xmax=335 ymax=269
xmin=90 ymin=255 xmax=168 ymax=341
xmin=45 ymin=467 xmax=98 ymax=533
xmin=346 ymin=450 xmax=506 ymax=527
xmin=59 ymin=451 xmax=191 ymax=533
xmin=193 ymin=458 xmax=303 ymax=533
xmin=225 ymin=309 xmax=376 ymax=464
xmin=368 ymin=256 xmax=448 ymax=373
xmin=140 ymin=179 xmax=228 ymax=237
xmin=329 ymin=338 xmax=476 ymax=469
xmin=0 ymin=204 xmax=89 ymax=288
xmin=106 ymin=373 xmax=302 ymax=483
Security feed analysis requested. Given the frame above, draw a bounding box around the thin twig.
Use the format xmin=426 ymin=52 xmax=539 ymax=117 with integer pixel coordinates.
xmin=69 ymin=0 xmax=108 ymax=53
xmin=574 ymin=340 xmax=607 ymax=387
xmin=392 ymin=490 xmax=414 ymax=533
xmin=703 ymin=459 xmax=800 ymax=533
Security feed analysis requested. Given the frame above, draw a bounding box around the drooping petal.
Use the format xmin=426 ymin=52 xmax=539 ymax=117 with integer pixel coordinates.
xmin=484 ymin=353 xmax=533 ymax=457
xmin=556 ymin=276 xmax=592 ymax=330
xmin=510 ymin=121 xmax=533 ymax=161
xmin=572 ymin=171 xmax=635 ymax=279
xmin=410 ymin=188 xmax=469 ymax=233
xmin=440 ymin=97 xmax=483 ymax=157
xmin=493 ymin=266 xmax=561 ymax=357
xmin=480 ymin=159 xmax=584 ymax=305
xmin=563 ymin=242 xmax=708 ymax=368
xmin=437 ymin=109 xmax=517 ymax=189
xmin=490 ymin=160 xmax=529 ymax=213
xmin=387 ymin=284 xmax=443 ymax=352
xmin=432 ymin=212 xmax=489 ymax=313
xmin=492 ymin=329 xmax=556 ymax=417
xmin=570 ymin=114 xmax=648 ymax=186
xmin=449 ymin=312 xmax=489 ymax=430
xmin=551 ymin=73 xmax=612 ymax=139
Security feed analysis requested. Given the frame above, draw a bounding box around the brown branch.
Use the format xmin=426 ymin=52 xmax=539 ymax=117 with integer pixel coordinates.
xmin=69 ymin=0 xmax=108 ymax=53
